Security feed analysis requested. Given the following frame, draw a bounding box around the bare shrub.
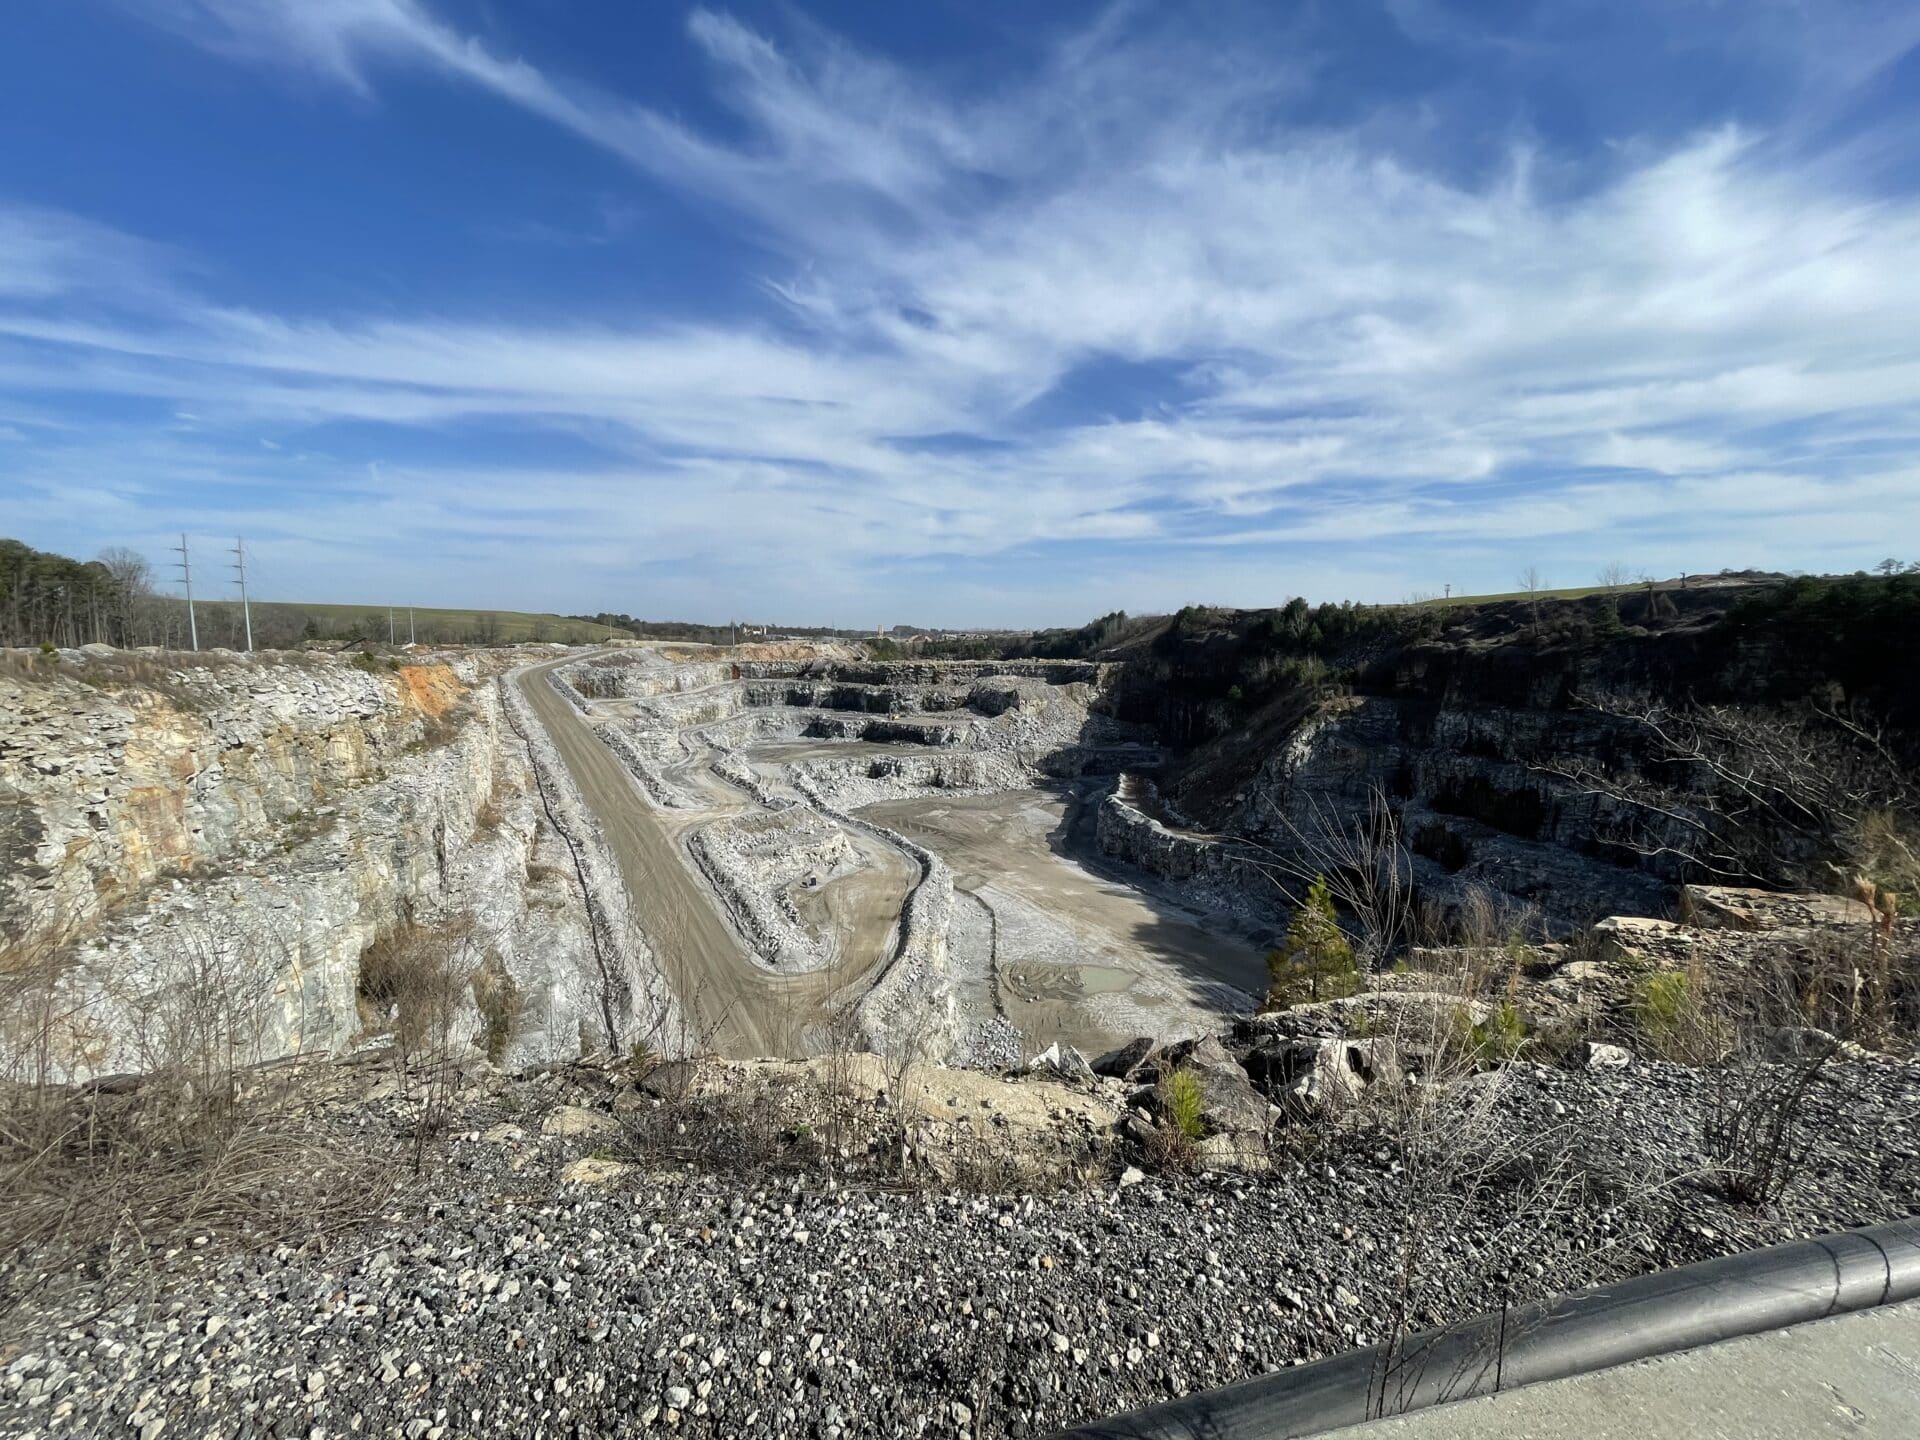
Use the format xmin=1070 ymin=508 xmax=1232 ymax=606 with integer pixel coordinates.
xmin=1702 ymin=1034 xmax=1838 ymax=1207
xmin=356 ymin=912 xmax=480 ymax=1170
xmin=616 ymin=1068 xmax=827 ymax=1177
xmin=1247 ymin=783 xmax=1415 ymax=967
xmin=1631 ymin=931 xmax=1874 ymax=1206
xmin=1 ymin=914 xmax=389 ymax=1313
xmin=469 ymin=949 xmax=521 ymax=1065
xmin=1541 ymin=695 xmax=1920 ymax=892
xmin=1317 ymin=951 xmax=1660 ymax=1416
xmin=875 ymin=994 xmax=946 ymax=1179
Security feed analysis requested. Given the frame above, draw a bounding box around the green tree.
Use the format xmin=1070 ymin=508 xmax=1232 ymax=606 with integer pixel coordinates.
xmin=1266 ymin=874 xmax=1360 ymax=1009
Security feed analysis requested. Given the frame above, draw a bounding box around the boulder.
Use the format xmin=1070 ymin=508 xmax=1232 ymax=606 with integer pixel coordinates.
xmin=1153 ymin=1035 xmax=1272 ymax=1143
xmin=1092 ymin=1037 xmax=1157 ymax=1080
xmin=1027 ymin=1041 xmax=1095 ymax=1086
xmin=637 ymin=1059 xmax=700 ymax=1101
xmin=541 ymin=1104 xmax=619 ymax=1138
xmin=1682 ymin=886 xmax=1874 ymax=933
xmin=1592 ymin=915 xmax=1690 ymax=959
xmin=1243 ymin=1037 xmax=1400 ymax=1119
xmin=1584 ymin=1042 xmax=1633 ymax=1070
xmin=560 ymin=1156 xmax=631 ymax=1186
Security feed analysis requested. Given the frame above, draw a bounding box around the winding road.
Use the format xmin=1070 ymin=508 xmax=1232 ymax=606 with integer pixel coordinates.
xmin=515 ymin=653 xmax=900 ymax=1059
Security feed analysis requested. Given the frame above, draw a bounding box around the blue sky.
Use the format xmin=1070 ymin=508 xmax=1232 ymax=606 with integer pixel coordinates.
xmin=3 ymin=1 xmax=1919 ymax=626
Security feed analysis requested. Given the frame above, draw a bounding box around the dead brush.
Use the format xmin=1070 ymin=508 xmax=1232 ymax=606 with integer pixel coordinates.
xmin=1 ymin=1075 xmax=394 ymax=1314
xmin=1295 ymin=948 xmax=1670 ymax=1418
xmin=356 ymin=912 xmax=482 ymax=1172
xmin=1 ymin=916 xmax=390 ymax=1314
xmin=1631 ymin=930 xmax=1880 ymax=1207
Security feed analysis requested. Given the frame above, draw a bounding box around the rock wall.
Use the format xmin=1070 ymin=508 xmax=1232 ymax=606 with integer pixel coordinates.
xmin=1185 ymin=694 xmax=1679 ymax=929
xmin=1094 ymin=785 xmax=1273 ymax=921
xmin=4 ymin=651 xmax=428 ymax=942
xmin=1 ymin=647 xmax=632 ymax=1079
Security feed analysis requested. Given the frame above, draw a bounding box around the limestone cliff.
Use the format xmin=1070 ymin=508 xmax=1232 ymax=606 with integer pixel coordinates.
xmin=1 ymin=647 xmax=611 ymax=1078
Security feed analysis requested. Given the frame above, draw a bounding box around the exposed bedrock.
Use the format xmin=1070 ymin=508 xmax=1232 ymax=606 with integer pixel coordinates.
xmin=1101 ymin=685 xmax=1708 ymax=929
xmin=685 ymin=809 xmax=860 ymax=972
xmin=1095 ymin=783 xmax=1272 ymax=922
xmin=2 ymin=649 xmax=645 ymax=1079
xmin=1218 ymin=697 xmax=1678 ymax=925
xmin=736 ymin=658 xmax=1109 ymax=687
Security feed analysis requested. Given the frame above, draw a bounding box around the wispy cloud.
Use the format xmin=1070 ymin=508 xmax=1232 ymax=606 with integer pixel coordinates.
xmin=9 ymin=3 xmax=1920 ymax=619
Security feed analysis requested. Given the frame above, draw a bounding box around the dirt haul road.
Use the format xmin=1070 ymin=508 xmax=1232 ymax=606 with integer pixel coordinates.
xmin=515 ymin=654 xmax=898 ymax=1059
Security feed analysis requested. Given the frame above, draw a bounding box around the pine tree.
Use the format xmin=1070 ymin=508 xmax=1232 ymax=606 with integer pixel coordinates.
xmin=1265 ymin=874 xmax=1359 ymax=1009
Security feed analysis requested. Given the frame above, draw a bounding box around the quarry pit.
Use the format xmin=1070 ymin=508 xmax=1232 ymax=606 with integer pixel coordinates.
xmin=529 ymin=645 xmax=1270 ymax=1062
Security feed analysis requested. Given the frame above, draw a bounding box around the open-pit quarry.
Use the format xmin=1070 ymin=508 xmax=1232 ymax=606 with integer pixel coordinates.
xmin=5 ymin=611 xmax=1918 ymax=1440
xmin=0 ymin=641 xmax=1270 ymax=1083
xmin=525 ymin=645 xmax=1270 ymax=1064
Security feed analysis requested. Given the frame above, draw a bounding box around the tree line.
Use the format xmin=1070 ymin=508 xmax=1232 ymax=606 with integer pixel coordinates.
xmin=0 ymin=539 xmax=165 ymax=649
xmin=0 ymin=537 xmax=337 ymax=651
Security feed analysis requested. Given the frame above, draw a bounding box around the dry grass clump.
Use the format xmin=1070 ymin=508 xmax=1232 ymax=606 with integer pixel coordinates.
xmin=0 ymin=919 xmax=390 ymax=1314
xmin=356 ymin=912 xmax=484 ymax=1169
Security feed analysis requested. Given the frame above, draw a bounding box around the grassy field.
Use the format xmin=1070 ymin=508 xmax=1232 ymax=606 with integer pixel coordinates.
xmin=285 ymin=603 xmax=622 ymax=645
xmin=1419 ymin=582 xmax=1617 ymax=605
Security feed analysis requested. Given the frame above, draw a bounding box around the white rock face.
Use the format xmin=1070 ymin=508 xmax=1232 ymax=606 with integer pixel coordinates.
xmin=687 ymin=809 xmax=859 ymax=972
xmin=1 ymin=648 xmax=623 ymax=1079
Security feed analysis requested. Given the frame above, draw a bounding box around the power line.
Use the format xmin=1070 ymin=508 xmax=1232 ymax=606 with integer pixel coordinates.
xmin=173 ymin=533 xmax=198 ymax=652
xmin=231 ymin=536 xmax=253 ymax=653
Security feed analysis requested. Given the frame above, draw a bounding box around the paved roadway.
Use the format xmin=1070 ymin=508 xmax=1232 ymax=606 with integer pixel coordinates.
xmin=1331 ymin=1299 xmax=1920 ymax=1440
xmin=514 ymin=654 xmax=897 ymax=1059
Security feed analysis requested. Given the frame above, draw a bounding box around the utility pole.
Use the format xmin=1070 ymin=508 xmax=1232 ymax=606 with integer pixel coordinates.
xmin=231 ymin=537 xmax=253 ymax=652
xmin=173 ymin=533 xmax=199 ymax=652
xmin=388 ymin=607 xmax=395 ymax=645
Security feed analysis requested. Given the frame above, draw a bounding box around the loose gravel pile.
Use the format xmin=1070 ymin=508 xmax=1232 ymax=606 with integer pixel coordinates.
xmin=3 ymin=1056 xmax=1915 ymax=1440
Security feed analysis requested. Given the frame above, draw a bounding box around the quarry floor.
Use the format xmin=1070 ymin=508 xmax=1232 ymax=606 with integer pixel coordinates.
xmin=864 ymin=787 xmax=1268 ymax=1057
xmin=519 ymin=650 xmax=1267 ymax=1061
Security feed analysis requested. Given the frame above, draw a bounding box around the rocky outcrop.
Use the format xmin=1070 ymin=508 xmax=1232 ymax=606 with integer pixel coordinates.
xmin=1 ymin=647 xmax=647 ymax=1079
xmin=3 ymin=651 xmax=436 ymax=943
xmin=1230 ymin=696 xmax=1685 ymax=927
xmin=1095 ymin=782 xmax=1272 ymax=920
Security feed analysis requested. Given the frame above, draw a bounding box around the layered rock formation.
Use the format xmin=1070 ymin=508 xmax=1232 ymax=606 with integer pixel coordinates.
xmin=1 ymin=647 xmax=633 ymax=1078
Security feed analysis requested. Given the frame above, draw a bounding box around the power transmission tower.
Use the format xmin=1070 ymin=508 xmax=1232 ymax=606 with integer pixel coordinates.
xmin=173 ymin=533 xmax=199 ymax=652
xmin=231 ymin=537 xmax=253 ymax=652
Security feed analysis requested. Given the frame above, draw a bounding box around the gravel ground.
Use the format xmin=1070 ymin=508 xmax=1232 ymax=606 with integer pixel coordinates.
xmin=3 ymin=1056 xmax=1916 ymax=1440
